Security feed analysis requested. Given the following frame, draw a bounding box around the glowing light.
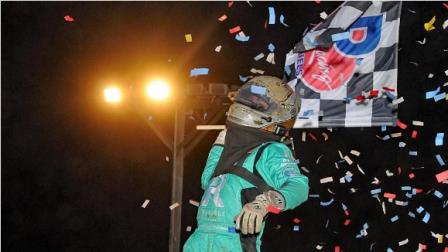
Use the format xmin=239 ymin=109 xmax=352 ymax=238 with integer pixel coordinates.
xmin=146 ymin=80 xmax=170 ymax=101
xmin=104 ymin=87 xmax=122 ymax=103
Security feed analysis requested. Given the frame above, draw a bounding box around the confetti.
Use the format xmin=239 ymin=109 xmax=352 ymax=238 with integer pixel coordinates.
xmin=322 ymin=132 xmax=329 ymax=141
xmin=266 ymin=52 xmax=275 ymax=64
xmin=434 ymin=92 xmax=446 ymax=102
xmin=268 ymin=43 xmax=275 ymax=52
xmin=64 ymin=15 xmax=75 ymax=22
xmin=268 ymin=7 xmax=276 ymax=24
xmin=445 ymin=19 xmax=448 ymax=29
xmin=392 ymin=97 xmax=405 ymax=105
xmin=169 ymin=202 xmax=180 ymax=210
xmin=412 ymin=120 xmax=424 ymax=126
xmin=412 ymin=130 xmax=418 ymax=139
xmin=343 ymin=155 xmax=353 ymax=165
xmin=422 ymin=212 xmax=430 ymax=223
xmin=320 ymin=198 xmax=334 ymax=206
xmin=228 ymin=1 xmax=233 ymax=7
xmin=416 ymin=38 xmax=426 ymax=45
xmin=390 ymin=215 xmax=399 ymax=222
xmin=435 ymin=133 xmax=444 ymax=146
xmin=320 ymin=177 xmax=333 ymax=184
xmin=279 ymin=14 xmax=288 ymax=27
xmin=190 ymin=68 xmax=209 ymax=77
xmin=185 ymin=34 xmax=193 ymax=42
xmin=434 ymin=190 xmax=444 ymax=199
xmin=436 ymin=170 xmax=448 ymax=183
xmin=293 ymin=225 xmax=300 ymax=231
xmin=189 ymin=199 xmax=200 ymax=207
xmin=141 ymin=199 xmax=150 ymax=208
xmin=235 ymin=31 xmax=250 ymax=42
xmin=254 ymin=53 xmax=265 ymax=61
xmin=384 ymin=192 xmax=396 ymax=200
xmin=239 ymin=75 xmax=251 ymax=82
xmin=229 ymin=26 xmax=241 ymax=34
xmin=436 ymin=154 xmax=446 ymax=166
xmin=425 ymin=86 xmax=440 ymax=99
xmin=391 ymin=132 xmax=402 ymax=138
xmin=320 ymin=11 xmax=328 ymax=19
xmin=186 ymin=226 xmax=192 ymax=232
xmin=396 ymin=119 xmax=408 ymax=129
xmin=218 ymin=14 xmax=228 ymax=21
xmin=424 ymin=16 xmax=436 ymax=31
xmin=215 ymin=45 xmax=222 ymax=52
xmin=250 ymin=68 xmax=264 ymax=74
xmin=350 ymin=150 xmax=360 ymax=157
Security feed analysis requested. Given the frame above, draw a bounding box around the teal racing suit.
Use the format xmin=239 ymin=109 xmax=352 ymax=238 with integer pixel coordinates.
xmin=183 ymin=142 xmax=309 ymax=252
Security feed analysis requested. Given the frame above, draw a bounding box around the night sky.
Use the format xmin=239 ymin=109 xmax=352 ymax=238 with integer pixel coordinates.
xmin=2 ymin=1 xmax=448 ymax=252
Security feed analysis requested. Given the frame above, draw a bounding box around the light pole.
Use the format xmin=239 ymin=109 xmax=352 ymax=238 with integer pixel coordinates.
xmin=103 ymin=80 xmax=231 ymax=252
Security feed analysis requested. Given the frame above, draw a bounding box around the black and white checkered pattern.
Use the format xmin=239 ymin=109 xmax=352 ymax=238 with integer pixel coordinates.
xmin=284 ymin=1 xmax=402 ymax=128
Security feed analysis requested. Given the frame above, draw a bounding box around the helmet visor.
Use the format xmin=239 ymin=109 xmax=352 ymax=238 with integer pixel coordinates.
xmin=235 ymin=84 xmax=279 ymax=113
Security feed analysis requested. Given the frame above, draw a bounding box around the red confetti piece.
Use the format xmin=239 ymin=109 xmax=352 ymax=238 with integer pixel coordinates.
xmin=228 ymin=1 xmax=233 ymax=7
xmin=218 ymin=14 xmax=228 ymax=22
xmin=356 ymin=95 xmax=365 ymax=102
xmin=411 ymin=130 xmax=418 ymax=139
xmin=344 ymin=210 xmax=350 ymax=216
xmin=435 ymin=170 xmax=448 ymax=182
xmin=267 ymin=206 xmax=281 ymax=214
xmin=315 ymin=0 xmax=321 ymax=3
xmin=419 ymin=243 xmax=427 ymax=250
xmin=396 ymin=119 xmax=408 ymax=129
xmin=409 ymin=173 xmax=415 ymax=179
xmin=335 ymin=246 xmax=341 ymax=252
xmin=344 ymin=219 xmax=351 ymax=226
xmin=384 ymin=192 xmax=396 ymax=200
xmin=443 ymin=3 xmax=448 ymax=9
xmin=308 ymin=132 xmax=317 ymax=141
xmin=64 ymin=15 xmax=75 ymax=22
xmin=444 ymin=247 xmax=448 ymax=252
xmin=293 ymin=218 xmax=301 ymax=224
xmin=415 ymin=188 xmax=423 ymax=193
xmin=398 ymin=166 xmax=402 ymax=175
xmin=369 ymin=90 xmax=379 ymax=97
xmin=264 ymin=19 xmax=268 ymax=29
xmin=382 ymin=86 xmax=396 ymax=92
xmin=229 ymin=26 xmax=241 ymax=34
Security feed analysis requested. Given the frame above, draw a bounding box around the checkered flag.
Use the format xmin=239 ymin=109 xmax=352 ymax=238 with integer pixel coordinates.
xmin=284 ymin=1 xmax=402 ymax=128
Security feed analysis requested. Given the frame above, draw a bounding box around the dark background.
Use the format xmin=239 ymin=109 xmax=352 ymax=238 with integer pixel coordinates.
xmin=2 ymin=1 xmax=448 ymax=252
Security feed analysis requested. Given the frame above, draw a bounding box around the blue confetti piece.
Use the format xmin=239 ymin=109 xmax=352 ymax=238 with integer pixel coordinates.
xmin=239 ymin=75 xmax=250 ymax=82
xmin=390 ymin=215 xmax=399 ymax=222
xmin=331 ymin=31 xmax=350 ymax=41
xmin=293 ymin=225 xmax=300 ymax=231
xmin=370 ymin=188 xmax=382 ymax=195
xmin=254 ymin=53 xmax=264 ymax=61
xmin=345 ymin=175 xmax=352 ymax=182
xmin=436 ymin=154 xmax=446 ymax=166
xmin=401 ymin=186 xmax=412 ymax=191
xmin=381 ymin=125 xmax=387 ymax=132
xmin=190 ymin=68 xmax=209 ymax=77
xmin=409 ymin=151 xmax=418 ymax=156
xmin=387 ymin=248 xmax=394 ymax=252
xmin=268 ymin=7 xmax=276 ymax=24
xmin=268 ymin=43 xmax=275 ymax=52
xmin=434 ymin=190 xmax=444 ymax=199
xmin=425 ymin=86 xmax=440 ymax=99
xmin=422 ymin=212 xmax=430 ymax=223
xmin=279 ymin=14 xmax=288 ymax=27
xmin=363 ymin=223 xmax=369 ymax=229
xmin=228 ymin=226 xmax=236 ymax=233
xmin=341 ymin=203 xmax=348 ymax=211
xmin=320 ymin=198 xmax=334 ymax=206
xmin=417 ymin=206 xmax=424 ymax=213
xmin=412 ymin=188 xmax=417 ymax=195
xmin=284 ymin=65 xmax=291 ymax=76
xmin=382 ymin=135 xmax=391 ymax=141
xmin=235 ymin=33 xmax=250 ymax=42
xmin=251 ymin=85 xmax=267 ymax=95
xmin=408 ymin=211 xmax=416 ymax=218
xmin=434 ymin=92 xmax=446 ymax=102
xmin=435 ymin=133 xmax=444 ymax=146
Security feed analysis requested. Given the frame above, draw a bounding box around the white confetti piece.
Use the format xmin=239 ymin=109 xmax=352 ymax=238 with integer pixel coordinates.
xmin=186 ymin=226 xmax=192 ymax=232
xmin=390 ymin=132 xmax=402 ymax=138
xmin=392 ymin=97 xmax=404 ymax=105
xmin=399 ymin=142 xmax=406 ymax=147
xmin=412 ymin=120 xmax=424 ymax=126
xmin=316 ymin=154 xmax=324 ymax=164
xmin=250 ymin=68 xmax=264 ymax=74
xmin=357 ymin=164 xmax=365 ymax=175
xmin=301 ymin=131 xmax=306 ymax=142
xmin=344 ymin=155 xmax=353 ymax=165
xmin=382 ymin=201 xmax=387 ymax=215
xmin=428 ymin=73 xmax=434 ymax=78
xmin=215 ymin=45 xmax=222 ymax=52
xmin=350 ymin=150 xmax=360 ymax=156
xmin=337 ymin=150 xmax=344 ymax=159
xmin=169 ymin=202 xmax=180 ymax=210
xmin=141 ymin=199 xmax=150 ymax=208
xmin=320 ymin=11 xmax=328 ymax=19
xmin=320 ymin=177 xmax=333 ymax=184
xmin=445 ymin=69 xmax=448 ymax=76
xmin=266 ymin=52 xmax=275 ymax=64
xmin=300 ymin=166 xmax=310 ymax=173
xmin=398 ymin=238 xmax=409 ymax=246
xmin=321 ymin=132 xmax=329 ymax=141
xmin=443 ymin=19 xmax=448 ymax=30
xmin=189 ymin=199 xmax=200 ymax=207
xmin=340 ymin=177 xmax=346 ymax=183
xmin=416 ymin=38 xmax=426 ymax=45
xmin=386 ymin=170 xmax=394 ymax=177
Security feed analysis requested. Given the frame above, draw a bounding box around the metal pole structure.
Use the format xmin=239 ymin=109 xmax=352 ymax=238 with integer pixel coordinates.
xmin=169 ymin=106 xmax=185 ymax=252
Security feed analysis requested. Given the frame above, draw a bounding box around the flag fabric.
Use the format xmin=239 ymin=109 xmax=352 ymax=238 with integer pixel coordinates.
xmin=284 ymin=1 xmax=402 ymax=128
